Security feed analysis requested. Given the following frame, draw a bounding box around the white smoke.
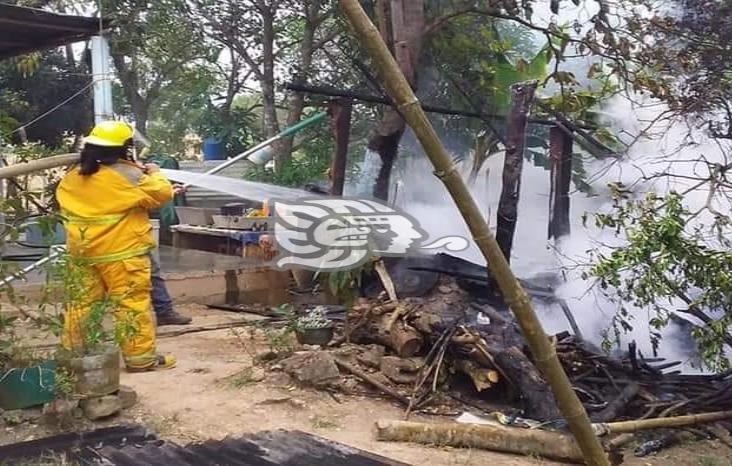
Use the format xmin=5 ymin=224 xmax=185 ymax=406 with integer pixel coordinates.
xmin=338 ymin=1 xmax=730 ymax=371
xmin=387 ymin=93 xmax=731 ymax=372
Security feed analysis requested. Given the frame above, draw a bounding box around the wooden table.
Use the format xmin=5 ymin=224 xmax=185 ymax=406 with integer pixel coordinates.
xmin=171 ymin=224 xmax=251 ymax=255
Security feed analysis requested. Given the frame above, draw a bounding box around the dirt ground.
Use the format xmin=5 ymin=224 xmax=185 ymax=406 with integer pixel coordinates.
xmin=2 ymin=304 xmax=732 ymax=466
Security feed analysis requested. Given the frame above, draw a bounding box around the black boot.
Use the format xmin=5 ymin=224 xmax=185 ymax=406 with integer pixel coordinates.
xmin=157 ymin=311 xmax=192 ymax=326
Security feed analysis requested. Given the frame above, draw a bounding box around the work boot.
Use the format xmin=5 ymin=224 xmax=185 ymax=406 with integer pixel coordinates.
xmin=156 ymin=311 xmax=192 ymax=326
xmin=127 ymin=355 xmax=177 ymax=372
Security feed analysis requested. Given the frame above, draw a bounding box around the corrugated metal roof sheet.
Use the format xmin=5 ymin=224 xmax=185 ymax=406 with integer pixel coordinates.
xmin=0 ymin=425 xmax=408 ymax=466
xmin=0 ymin=4 xmax=110 ymax=59
xmin=94 ymin=430 xmax=407 ymax=466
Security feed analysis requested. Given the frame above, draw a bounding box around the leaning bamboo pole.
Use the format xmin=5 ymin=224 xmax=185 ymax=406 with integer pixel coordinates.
xmin=595 ymin=410 xmax=732 ymax=435
xmin=338 ymin=2 xmax=610 ymax=465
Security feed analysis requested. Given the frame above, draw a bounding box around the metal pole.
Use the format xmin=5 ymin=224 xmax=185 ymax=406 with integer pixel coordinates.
xmin=0 ymin=246 xmax=65 ymax=288
xmin=91 ymin=36 xmax=113 ymax=123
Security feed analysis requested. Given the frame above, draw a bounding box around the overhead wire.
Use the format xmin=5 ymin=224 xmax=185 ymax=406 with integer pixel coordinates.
xmin=1 ymin=0 xmax=110 ymax=140
xmin=0 ymin=80 xmax=95 ymax=140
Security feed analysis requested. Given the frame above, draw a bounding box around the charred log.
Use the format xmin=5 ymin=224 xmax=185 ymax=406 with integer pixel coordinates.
xmin=351 ymin=312 xmax=424 ymax=358
xmin=495 ymin=346 xmax=562 ymax=421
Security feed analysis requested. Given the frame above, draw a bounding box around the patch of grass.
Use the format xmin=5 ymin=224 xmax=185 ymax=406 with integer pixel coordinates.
xmin=219 ymin=367 xmax=260 ymax=389
xmin=699 ymin=456 xmax=732 ymax=466
xmin=310 ymin=416 xmax=340 ymax=430
xmin=261 ymin=327 xmax=295 ymax=355
xmin=2 ymin=412 xmax=23 ymax=426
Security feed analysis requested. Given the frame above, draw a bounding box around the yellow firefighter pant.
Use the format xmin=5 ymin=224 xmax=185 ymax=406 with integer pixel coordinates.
xmin=62 ymin=255 xmax=158 ymax=369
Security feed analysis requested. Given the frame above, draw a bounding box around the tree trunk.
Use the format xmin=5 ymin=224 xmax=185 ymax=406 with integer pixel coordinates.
xmin=337 ymin=3 xmax=611 ymax=464
xmin=367 ymin=0 xmax=423 ymax=201
xmin=496 ymin=81 xmax=537 ymax=263
xmin=371 ymin=126 xmax=403 ymax=200
xmin=279 ymin=0 xmax=321 ymax=162
xmin=129 ymin=99 xmax=149 ymax=135
xmin=110 ymin=50 xmax=149 ymax=133
xmin=374 ymin=0 xmax=393 ymax=50
xmin=260 ymin=2 xmax=282 ymax=170
xmin=328 ymin=98 xmax=352 ymax=195
xmin=548 ymin=126 xmax=573 ymax=240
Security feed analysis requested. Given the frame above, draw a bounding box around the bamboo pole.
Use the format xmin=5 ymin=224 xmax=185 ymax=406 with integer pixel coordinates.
xmin=0 ymin=153 xmax=80 ymax=179
xmin=375 ymin=420 xmax=585 ymax=463
xmin=595 ymin=410 xmax=732 ymax=435
xmin=338 ymin=2 xmax=610 ymax=465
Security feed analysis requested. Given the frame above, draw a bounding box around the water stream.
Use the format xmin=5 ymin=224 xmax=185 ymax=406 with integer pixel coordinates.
xmin=161 ymin=169 xmax=309 ymax=201
xmin=345 ymin=149 xmax=382 ymax=197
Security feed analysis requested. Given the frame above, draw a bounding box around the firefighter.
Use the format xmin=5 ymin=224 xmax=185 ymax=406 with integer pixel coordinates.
xmin=57 ymin=121 xmax=176 ymax=371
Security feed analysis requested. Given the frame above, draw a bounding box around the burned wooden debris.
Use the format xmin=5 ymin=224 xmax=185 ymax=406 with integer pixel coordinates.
xmin=558 ymin=335 xmax=732 ymax=420
xmin=262 ymin=254 xmax=732 ymax=462
xmin=287 ymin=255 xmax=732 ymax=427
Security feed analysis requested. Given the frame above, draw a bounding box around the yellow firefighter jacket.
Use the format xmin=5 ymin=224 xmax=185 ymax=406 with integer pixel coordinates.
xmin=57 ymin=161 xmax=173 ymax=263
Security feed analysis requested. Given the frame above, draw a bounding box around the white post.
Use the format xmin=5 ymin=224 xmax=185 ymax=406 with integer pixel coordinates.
xmin=91 ymin=36 xmax=114 ymax=123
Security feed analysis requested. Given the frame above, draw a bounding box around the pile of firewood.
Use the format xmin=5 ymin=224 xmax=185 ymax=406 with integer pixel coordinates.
xmin=330 ymin=273 xmax=732 ymax=426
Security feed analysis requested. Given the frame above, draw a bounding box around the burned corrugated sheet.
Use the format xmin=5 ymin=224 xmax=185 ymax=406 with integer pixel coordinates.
xmin=0 ymin=425 xmax=407 ymax=466
xmin=91 ymin=430 xmax=408 ymax=466
xmin=0 ymin=424 xmax=156 ymax=463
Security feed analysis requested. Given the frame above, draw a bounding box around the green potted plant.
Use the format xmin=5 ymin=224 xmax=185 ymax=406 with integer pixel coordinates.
xmin=47 ymin=251 xmax=126 ymax=399
xmin=295 ymin=306 xmax=334 ymax=346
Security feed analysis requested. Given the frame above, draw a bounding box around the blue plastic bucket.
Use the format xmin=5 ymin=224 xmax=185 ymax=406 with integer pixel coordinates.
xmin=202 ymin=138 xmax=226 ymax=161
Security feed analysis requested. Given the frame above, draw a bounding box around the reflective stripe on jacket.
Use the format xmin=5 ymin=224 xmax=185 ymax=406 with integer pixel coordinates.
xmin=57 ymin=161 xmax=174 ymax=263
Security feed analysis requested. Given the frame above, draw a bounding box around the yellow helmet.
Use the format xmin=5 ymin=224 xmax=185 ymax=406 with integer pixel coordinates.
xmin=84 ymin=121 xmax=134 ymax=147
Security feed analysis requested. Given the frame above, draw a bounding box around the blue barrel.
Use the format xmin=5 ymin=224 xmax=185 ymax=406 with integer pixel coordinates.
xmin=202 ymin=137 xmax=226 ymax=160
